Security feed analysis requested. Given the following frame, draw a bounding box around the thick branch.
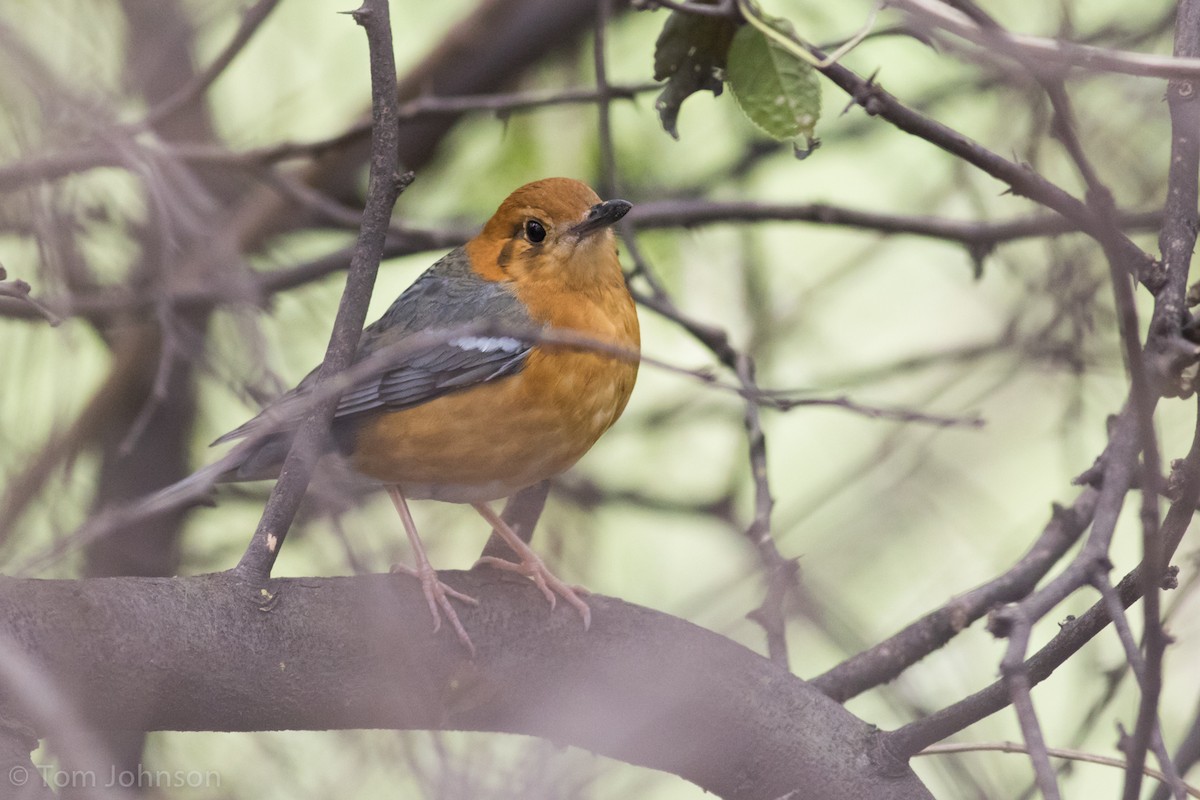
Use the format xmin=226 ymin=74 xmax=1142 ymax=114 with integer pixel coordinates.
xmin=0 ymin=573 xmax=932 ymax=800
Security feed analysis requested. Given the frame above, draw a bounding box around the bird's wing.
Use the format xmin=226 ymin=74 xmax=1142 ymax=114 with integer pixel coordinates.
xmin=332 ymin=330 xmax=530 ymax=416
xmin=213 ymin=247 xmax=534 ymax=446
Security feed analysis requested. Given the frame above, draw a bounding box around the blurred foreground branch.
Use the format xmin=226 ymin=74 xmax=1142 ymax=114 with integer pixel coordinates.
xmin=0 ymin=572 xmax=933 ymax=800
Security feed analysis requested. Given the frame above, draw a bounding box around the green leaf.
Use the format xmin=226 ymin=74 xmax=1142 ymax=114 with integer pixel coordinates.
xmin=726 ymin=19 xmax=821 ymax=149
xmin=651 ymin=9 xmax=738 ymax=140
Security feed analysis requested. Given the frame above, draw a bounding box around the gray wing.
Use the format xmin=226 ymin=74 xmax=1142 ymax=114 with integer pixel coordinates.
xmin=332 ymin=330 xmax=530 ymax=416
xmin=214 ymin=247 xmax=534 ymax=448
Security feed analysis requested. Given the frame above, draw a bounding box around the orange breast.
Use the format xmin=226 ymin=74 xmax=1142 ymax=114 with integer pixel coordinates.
xmin=349 ymin=276 xmax=639 ymax=503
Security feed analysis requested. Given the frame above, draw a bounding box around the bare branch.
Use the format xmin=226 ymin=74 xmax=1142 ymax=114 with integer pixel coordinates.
xmin=0 ymin=572 xmax=935 ymax=800
xmin=637 ymin=0 xmax=736 ymax=19
xmin=630 ymin=199 xmax=1161 ymax=252
xmin=884 ymin=395 xmax=1200 ymax=756
xmin=140 ymin=0 xmax=282 ymax=129
xmin=812 ymin=44 xmax=1159 ymax=290
xmin=0 ymin=84 xmax=657 ymax=195
xmin=917 ymin=741 xmax=1200 ymax=798
xmin=235 ymin=0 xmax=407 ymax=579
xmin=0 ymin=267 xmax=60 ymax=326
xmin=813 ymin=487 xmax=1098 ymax=702
xmin=896 ymin=0 xmax=1200 ymax=80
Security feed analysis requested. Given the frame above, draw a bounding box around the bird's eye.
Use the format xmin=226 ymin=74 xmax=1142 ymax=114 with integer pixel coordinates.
xmin=524 ymin=219 xmax=547 ymax=243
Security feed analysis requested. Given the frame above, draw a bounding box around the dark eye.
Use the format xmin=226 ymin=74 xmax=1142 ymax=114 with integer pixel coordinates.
xmin=524 ymin=219 xmax=546 ymax=243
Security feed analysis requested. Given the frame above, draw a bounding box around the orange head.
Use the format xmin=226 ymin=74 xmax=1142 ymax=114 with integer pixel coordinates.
xmin=465 ymin=178 xmax=631 ymax=289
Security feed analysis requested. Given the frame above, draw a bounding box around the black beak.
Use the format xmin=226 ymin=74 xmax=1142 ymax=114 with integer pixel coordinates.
xmin=569 ymin=199 xmax=632 ymax=239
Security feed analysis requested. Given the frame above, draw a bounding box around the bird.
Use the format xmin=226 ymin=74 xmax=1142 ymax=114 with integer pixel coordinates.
xmin=210 ymin=177 xmax=640 ymax=653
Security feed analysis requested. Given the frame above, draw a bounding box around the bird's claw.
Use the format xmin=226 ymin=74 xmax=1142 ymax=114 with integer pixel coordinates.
xmin=474 ymin=554 xmax=592 ymax=629
xmin=390 ymin=562 xmax=479 ymax=655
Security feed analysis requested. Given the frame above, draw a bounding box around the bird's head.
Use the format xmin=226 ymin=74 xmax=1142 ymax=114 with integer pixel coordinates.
xmin=466 ymin=178 xmax=631 ymax=287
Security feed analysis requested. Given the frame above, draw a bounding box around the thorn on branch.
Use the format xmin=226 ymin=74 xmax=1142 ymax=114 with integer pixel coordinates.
xmin=1048 ymin=501 xmax=1074 ymax=526
xmin=0 ymin=265 xmax=62 ymax=326
xmin=1166 ymin=457 xmax=1189 ymax=500
xmin=843 ymin=69 xmax=884 ymax=117
xmin=1171 ymin=78 xmax=1196 ymax=102
xmin=986 ymin=605 xmax=1017 ymax=638
xmin=1161 ymin=565 xmax=1180 ymax=591
xmin=966 ymin=240 xmax=993 ymax=278
xmin=1116 ymin=722 xmax=1132 ymax=758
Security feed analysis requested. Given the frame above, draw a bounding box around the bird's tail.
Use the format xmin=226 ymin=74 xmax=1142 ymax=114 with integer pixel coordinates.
xmin=21 ymin=443 xmax=259 ymax=573
xmin=122 ymin=449 xmax=243 ymax=521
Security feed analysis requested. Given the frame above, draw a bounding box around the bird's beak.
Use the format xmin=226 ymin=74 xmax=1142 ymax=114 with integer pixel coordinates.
xmin=569 ymin=199 xmax=632 ymax=239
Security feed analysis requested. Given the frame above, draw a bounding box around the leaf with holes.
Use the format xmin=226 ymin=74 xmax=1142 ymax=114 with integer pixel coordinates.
xmin=726 ymin=17 xmax=821 ymax=151
xmin=652 ymin=8 xmax=738 ymax=139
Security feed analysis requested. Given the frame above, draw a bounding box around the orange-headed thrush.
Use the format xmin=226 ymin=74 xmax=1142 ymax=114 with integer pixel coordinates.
xmin=213 ymin=178 xmax=640 ymax=652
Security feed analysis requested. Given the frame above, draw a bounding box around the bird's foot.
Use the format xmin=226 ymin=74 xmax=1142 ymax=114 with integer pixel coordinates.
xmin=389 ymin=562 xmax=479 ymax=656
xmin=474 ymin=553 xmax=592 ymax=629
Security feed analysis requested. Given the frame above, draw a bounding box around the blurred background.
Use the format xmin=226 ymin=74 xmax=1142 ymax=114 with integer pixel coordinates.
xmin=1 ymin=0 xmax=1196 ymax=797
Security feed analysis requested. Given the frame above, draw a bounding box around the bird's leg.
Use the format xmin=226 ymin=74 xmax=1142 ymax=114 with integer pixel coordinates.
xmin=471 ymin=501 xmax=591 ymax=629
xmin=387 ymin=486 xmax=478 ymax=654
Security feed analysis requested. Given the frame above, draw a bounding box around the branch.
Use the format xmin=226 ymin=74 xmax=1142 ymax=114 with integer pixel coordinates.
xmin=0 ymin=572 xmax=934 ymax=800
xmin=0 ymin=267 xmax=60 ymax=326
xmin=629 ymin=199 xmax=1161 ymax=252
xmin=883 ymin=394 xmax=1200 ymax=757
xmin=1152 ymin=694 xmax=1200 ymax=800
xmin=895 ymin=0 xmax=1200 ymax=80
xmin=812 ymin=486 xmax=1098 ymax=702
xmin=0 ymin=84 xmax=658 ymax=196
xmin=625 ymin=267 xmax=802 ymax=659
xmin=812 ymin=46 xmax=1159 ymax=290
xmin=235 ymin=0 xmax=407 ymax=578
xmin=917 ymin=741 xmax=1200 ymax=798
xmin=1124 ymin=3 xmax=1200 ymax=794
xmin=0 ymin=203 xmax=1163 ymax=327
xmin=140 ymin=0 xmax=281 ymax=129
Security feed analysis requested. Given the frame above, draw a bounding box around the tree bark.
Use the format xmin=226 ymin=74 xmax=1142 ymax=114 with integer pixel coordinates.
xmin=0 ymin=571 xmax=933 ymax=800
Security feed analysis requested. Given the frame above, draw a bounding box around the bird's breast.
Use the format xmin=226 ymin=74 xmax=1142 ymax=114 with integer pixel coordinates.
xmin=348 ymin=278 xmax=639 ymax=501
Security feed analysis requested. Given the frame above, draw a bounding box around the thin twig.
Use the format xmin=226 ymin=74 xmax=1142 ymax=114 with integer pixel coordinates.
xmin=593 ymin=0 xmax=617 ymax=201
xmin=234 ymin=0 xmax=407 ymax=579
xmin=884 ymin=396 xmax=1200 ymax=757
xmin=1029 ymin=33 xmax=1173 ymax=792
xmin=630 ymin=199 xmax=1161 ymax=251
xmin=27 ymin=317 xmax=976 ymax=573
xmin=811 ymin=41 xmax=1159 ymax=291
xmin=0 ymin=266 xmax=61 ymax=325
xmin=812 ymin=487 xmax=1098 ymax=702
xmin=0 ymin=85 xmax=657 ymax=194
xmin=916 ymin=741 xmax=1200 ymax=798
xmin=640 ymin=0 xmax=736 ymax=18
xmin=0 ymin=203 xmax=1165 ymax=327
xmin=895 ymin=0 xmax=1200 ymax=80
xmin=1152 ymin=695 xmax=1200 ymax=800
xmin=736 ymin=0 xmax=879 ymax=69
xmin=629 ymin=258 xmax=805 ymax=658
xmin=1124 ymin=3 xmax=1200 ymax=795
xmin=736 ymin=353 xmax=792 ymax=667
xmin=140 ymin=0 xmax=281 ymax=129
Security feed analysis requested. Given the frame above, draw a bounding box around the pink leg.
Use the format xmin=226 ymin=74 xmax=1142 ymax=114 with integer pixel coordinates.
xmin=387 ymin=486 xmax=478 ymax=654
xmin=471 ymin=501 xmax=591 ymax=629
